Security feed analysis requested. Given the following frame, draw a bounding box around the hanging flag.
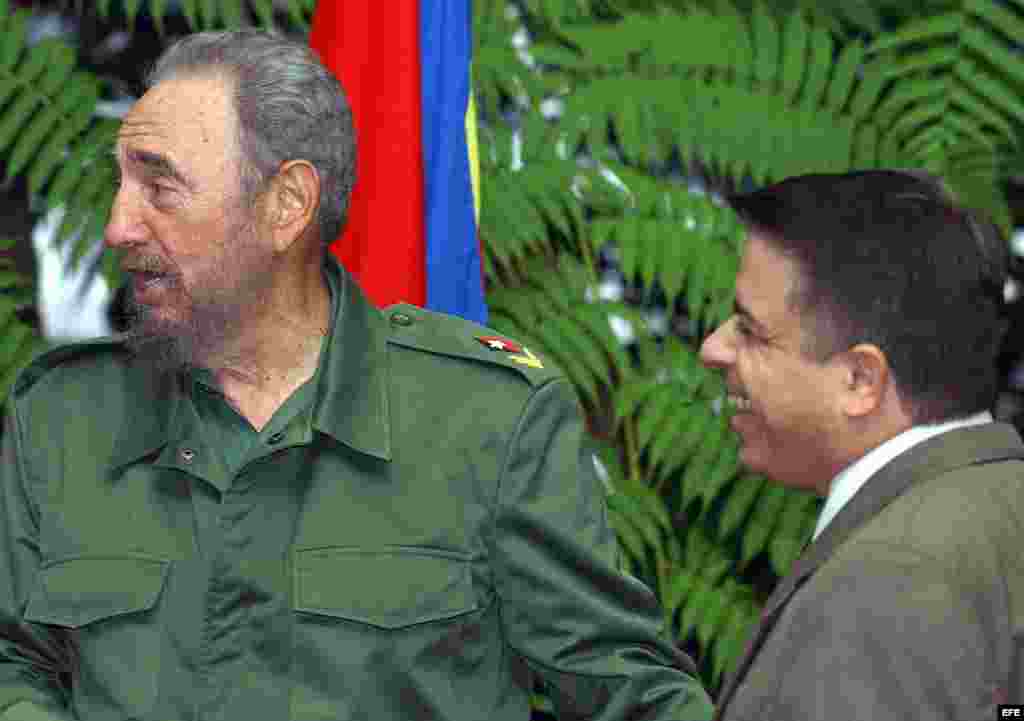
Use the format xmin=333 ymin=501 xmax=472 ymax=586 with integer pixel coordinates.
xmin=309 ymin=0 xmax=488 ymax=324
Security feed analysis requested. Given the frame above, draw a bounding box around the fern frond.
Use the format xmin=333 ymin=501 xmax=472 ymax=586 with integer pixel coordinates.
xmin=711 ymin=599 xmax=757 ymax=685
xmin=739 ymin=483 xmax=788 ymax=565
xmin=717 ymin=474 xmax=765 ymax=540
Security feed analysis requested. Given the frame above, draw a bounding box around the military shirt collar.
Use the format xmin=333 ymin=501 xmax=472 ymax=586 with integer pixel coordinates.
xmin=109 ymin=253 xmax=392 ymax=469
xmin=311 ymin=252 xmax=392 ymax=460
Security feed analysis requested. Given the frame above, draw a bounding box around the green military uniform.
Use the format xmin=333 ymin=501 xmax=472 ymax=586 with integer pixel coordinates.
xmin=0 ymin=254 xmax=712 ymax=721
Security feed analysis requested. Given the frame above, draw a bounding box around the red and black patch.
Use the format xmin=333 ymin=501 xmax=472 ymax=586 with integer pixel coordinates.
xmin=475 ymin=335 xmax=523 ymax=354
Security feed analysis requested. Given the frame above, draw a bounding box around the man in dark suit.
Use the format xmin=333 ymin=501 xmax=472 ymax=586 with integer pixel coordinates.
xmin=700 ymin=169 xmax=1023 ymax=720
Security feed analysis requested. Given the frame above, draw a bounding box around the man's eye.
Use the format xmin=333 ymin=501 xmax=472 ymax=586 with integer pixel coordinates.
xmin=149 ymin=183 xmax=174 ymax=200
xmin=736 ymin=318 xmax=753 ymax=337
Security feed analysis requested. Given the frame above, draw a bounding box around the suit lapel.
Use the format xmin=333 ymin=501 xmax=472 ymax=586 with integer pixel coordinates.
xmin=714 ymin=422 xmax=1024 ymax=718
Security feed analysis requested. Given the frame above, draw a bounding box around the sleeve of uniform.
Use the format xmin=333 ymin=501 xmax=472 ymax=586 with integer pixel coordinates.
xmin=488 ymin=378 xmax=713 ymax=720
xmin=0 ymin=406 xmax=74 ymax=717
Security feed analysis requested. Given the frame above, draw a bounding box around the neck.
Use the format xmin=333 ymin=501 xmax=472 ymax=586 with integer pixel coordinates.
xmin=205 ymin=260 xmax=330 ymax=403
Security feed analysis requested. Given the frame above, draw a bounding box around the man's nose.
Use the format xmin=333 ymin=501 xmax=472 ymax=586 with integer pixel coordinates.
xmin=104 ymin=187 xmax=147 ymax=250
xmin=699 ymin=320 xmax=734 ymax=370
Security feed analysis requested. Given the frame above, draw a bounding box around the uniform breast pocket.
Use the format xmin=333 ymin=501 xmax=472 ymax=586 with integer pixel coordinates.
xmin=293 ymin=545 xmax=479 ymax=628
xmin=23 ymin=555 xmax=169 ymax=715
xmin=290 ymin=546 xmax=483 ymax=719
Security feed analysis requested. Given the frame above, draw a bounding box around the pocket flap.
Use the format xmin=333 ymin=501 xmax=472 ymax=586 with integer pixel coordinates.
xmin=294 ymin=547 xmax=477 ymax=629
xmin=24 ymin=556 xmax=170 ymax=628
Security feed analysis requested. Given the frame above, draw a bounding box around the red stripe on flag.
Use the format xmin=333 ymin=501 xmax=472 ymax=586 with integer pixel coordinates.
xmin=310 ymin=2 xmax=427 ymax=308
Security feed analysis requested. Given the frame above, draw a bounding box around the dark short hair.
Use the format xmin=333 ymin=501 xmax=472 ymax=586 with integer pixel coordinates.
xmin=146 ymin=30 xmax=356 ymax=246
xmin=726 ymin=170 xmax=1009 ymax=425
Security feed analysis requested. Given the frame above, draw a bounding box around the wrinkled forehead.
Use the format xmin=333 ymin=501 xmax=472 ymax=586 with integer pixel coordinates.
xmin=118 ymin=73 xmax=239 ymax=157
xmin=116 ymin=74 xmax=243 ymax=188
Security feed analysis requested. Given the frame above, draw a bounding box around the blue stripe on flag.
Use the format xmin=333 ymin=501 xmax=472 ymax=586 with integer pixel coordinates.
xmin=419 ymin=0 xmax=488 ymax=324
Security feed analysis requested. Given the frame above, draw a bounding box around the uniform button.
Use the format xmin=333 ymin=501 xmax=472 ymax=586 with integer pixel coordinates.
xmin=268 ymin=432 xmax=285 ymax=445
xmin=180 ymin=448 xmax=195 ymax=463
xmin=390 ymin=312 xmax=413 ymax=327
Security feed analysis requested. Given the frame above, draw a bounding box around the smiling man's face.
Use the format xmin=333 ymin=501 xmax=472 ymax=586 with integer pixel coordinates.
xmin=700 ymin=231 xmax=850 ymax=494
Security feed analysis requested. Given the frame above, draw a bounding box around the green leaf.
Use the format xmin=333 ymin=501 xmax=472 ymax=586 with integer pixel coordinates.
xmin=96 ymin=0 xmax=113 ymax=16
xmin=252 ymin=0 xmax=276 ymax=28
xmin=944 ymin=109 xmax=997 ymax=150
xmin=0 ymin=9 xmax=29 ymax=71
xmin=635 ymin=385 xmax=682 ymax=453
xmin=606 ymin=491 xmax=663 ymax=552
xmin=696 ymin=583 xmax=730 ymax=648
xmin=713 ymin=603 xmax=756 ymax=681
xmin=685 ymin=244 xmax=708 ymax=323
xmin=873 ymin=74 xmax=947 ymax=127
xmin=847 ymin=59 xmax=890 ymax=119
xmin=222 ymin=0 xmax=244 ymax=28
xmin=124 ymin=0 xmax=141 ymax=26
xmin=652 ymin=401 xmax=714 ymax=479
xmin=741 ymin=483 xmax=789 ymax=564
xmin=718 ymin=474 xmax=764 ymax=539
xmin=888 ymin=100 xmax=943 ymax=144
xmin=149 ymin=0 xmax=169 ymax=33
xmin=36 ymin=43 xmax=75 ymax=97
xmin=826 ymin=40 xmax=865 ymax=113
xmin=662 ymin=567 xmax=694 ymax=618
xmin=27 ymin=89 xmax=97 ymax=193
xmin=867 ymin=12 xmax=960 ymax=54
xmin=961 ymin=20 xmax=1024 ymax=90
xmin=780 ymin=10 xmax=808 ymax=103
xmin=285 ymin=0 xmax=311 ymax=28
xmin=47 ymin=120 xmax=118 ymax=210
xmin=955 ymin=60 xmax=1024 ymax=141
xmin=609 ymin=506 xmax=650 ymax=566
xmin=5 ymin=102 xmax=60 ymax=180
xmin=969 ymin=0 xmax=1024 ymax=46
xmin=12 ymin=37 xmax=54 ymax=87
xmin=199 ymin=0 xmax=218 ymax=28
xmin=179 ymin=0 xmax=200 ymax=29
xmin=677 ymin=576 xmax=716 ymax=640
xmin=951 ymin=82 xmax=1016 ymax=146
xmin=751 ymin=0 xmax=780 ymax=90
xmin=802 ymin=23 xmax=833 ymax=108
xmin=0 ymin=91 xmax=40 ymax=155
xmin=884 ymin=44 xmax=959 ymax=79
xmin=614 ymin=472 xmax=674 ymax=536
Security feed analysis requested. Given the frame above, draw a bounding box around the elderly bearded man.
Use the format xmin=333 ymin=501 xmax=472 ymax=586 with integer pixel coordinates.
xmin=702 ymin=170 xmax=1023 ymax=720
xmin=0 ymin=30 xmax=712 ymax=721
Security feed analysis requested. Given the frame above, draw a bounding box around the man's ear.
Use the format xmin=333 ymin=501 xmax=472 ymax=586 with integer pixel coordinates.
xmin=263 ymin=160 xmax=320 ymax=253
xmin=838 ymin=343 xmax=890 ymax=418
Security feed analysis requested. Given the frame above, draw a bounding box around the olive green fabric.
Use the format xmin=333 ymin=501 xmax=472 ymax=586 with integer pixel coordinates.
xmin=189 ymin=368 xmax=319 ymax=491
xmin=0 ymin=254 xmax=712 ymax=720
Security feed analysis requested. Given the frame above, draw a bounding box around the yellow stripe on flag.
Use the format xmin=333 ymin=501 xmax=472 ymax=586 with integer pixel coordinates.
xmin=465 ymin=72 xmax=481 ymax=224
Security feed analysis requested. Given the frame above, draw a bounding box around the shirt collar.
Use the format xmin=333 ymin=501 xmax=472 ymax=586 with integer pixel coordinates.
xmin=311 ymin=252 xmax=392 ymax=460
xmin=812 ymin=410 xmax=995 ymax=540
xmin=109 ymin=253 xmax=392 ymax=470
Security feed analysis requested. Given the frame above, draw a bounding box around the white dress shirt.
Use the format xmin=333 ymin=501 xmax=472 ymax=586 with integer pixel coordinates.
xmin=812 ymin=411 xmax=995 ymax=541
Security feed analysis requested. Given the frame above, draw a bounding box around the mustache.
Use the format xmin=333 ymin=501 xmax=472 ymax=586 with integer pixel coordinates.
xmin=122 ymin=257 xmax=176 ymax=275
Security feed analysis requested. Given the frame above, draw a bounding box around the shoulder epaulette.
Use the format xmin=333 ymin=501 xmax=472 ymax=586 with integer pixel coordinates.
xmin=12 ymin=335 xmax=128 ymax=398
xmin=383 ymin=303 xmax=562 ymax=387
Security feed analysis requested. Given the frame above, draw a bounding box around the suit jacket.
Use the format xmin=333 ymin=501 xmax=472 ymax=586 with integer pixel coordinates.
xmin=715 ymin=422 xmax=1024 ymax=720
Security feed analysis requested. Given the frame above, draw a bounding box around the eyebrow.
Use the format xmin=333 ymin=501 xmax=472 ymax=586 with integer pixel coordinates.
xmin=117 ymin=148 xmax=195 ymax=191
xmin=734 ymin=297 xmax=768 ymax=332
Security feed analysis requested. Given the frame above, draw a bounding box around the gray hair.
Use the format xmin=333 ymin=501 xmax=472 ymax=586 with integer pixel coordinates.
xmin=146 ymin=29 xmax=356 ymax=245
